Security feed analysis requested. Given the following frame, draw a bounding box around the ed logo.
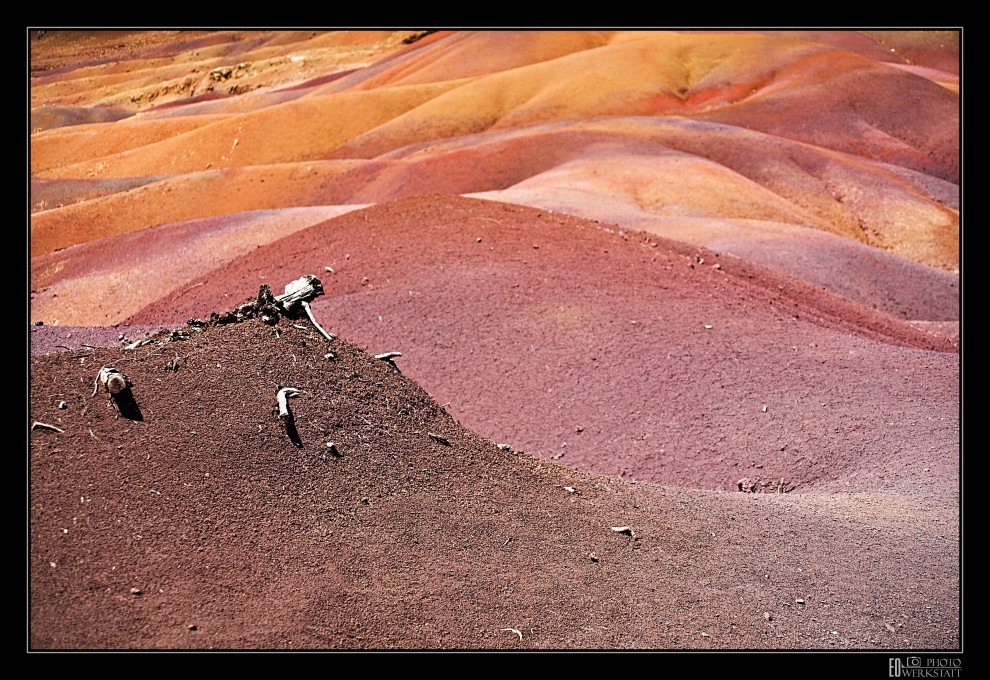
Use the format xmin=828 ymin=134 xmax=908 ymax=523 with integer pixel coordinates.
xmin=889 ymin=657 xmax=922 ymax=676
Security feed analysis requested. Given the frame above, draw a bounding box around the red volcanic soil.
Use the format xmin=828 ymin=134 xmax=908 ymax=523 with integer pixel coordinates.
xmin=28 ymin=29 xmax=962 ymax=654
xmin=121 ymin=194 xmax=958 ymax=495
xmin=29 ymin=314 xmax=959 ymax=651
xmin=29 ymin=194 xmax=960 ymax=652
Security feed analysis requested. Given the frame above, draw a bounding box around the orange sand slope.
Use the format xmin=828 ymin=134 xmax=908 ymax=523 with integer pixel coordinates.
xmin=31 ymin=31 xmax=958 ymax=318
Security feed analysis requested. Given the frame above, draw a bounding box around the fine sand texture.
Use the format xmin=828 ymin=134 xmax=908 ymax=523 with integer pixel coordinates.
xmin=28 ymin=29 xmax=961 ymax=654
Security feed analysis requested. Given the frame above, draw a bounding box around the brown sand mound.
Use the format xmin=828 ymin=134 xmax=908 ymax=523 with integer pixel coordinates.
xmin=29 ymin=311 xmax=959 ymax=650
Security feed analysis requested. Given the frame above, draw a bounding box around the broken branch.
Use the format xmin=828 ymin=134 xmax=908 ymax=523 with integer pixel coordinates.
xmin=275 ymin=275 xmax=324 ymax=315
xmin=276 ymin=388 xmax=301 ymax=419
xmin=123 ymin=339 xmax=154 ymax=350
xmin=301 ymin=300 xmax=336 ymax=342
xmin=31 ymin=421 xmax=64 ymax=433
xmin=92 ymin=366 xmax=128 ymax=397
xmin=276 ymin=387 xmax=303 ymax=447
xmin=375 ymin=352 xmax=402 ymax=370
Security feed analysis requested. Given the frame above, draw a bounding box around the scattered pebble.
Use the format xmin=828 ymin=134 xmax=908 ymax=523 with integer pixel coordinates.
xmin=130 ymin=587 xmax=142 ymax=596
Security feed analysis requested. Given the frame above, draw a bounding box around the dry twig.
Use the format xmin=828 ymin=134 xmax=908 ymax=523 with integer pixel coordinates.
xmin=375 ymin=352 xmax=402 ymax=370
xmin=92 ymin=366 xmax=128 ymax=396
xmin=301 ymin=300 xmax=336 ymax=342
xmin=276 ymin=388 xmax=301 ymax=419
xmin=428 ymin=432 xmax=451 ymax=446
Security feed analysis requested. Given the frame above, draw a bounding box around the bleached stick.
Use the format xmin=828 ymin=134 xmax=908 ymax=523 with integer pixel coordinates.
xmin=275 ymin=275 xmax=324 ymax=315
xmin=92 ymin=366 xmax=128 ymax=397
xmin=277 ymin=387 xmax=301 ymax=419
xmin=301 ymin=300 xmax=336 ymax=342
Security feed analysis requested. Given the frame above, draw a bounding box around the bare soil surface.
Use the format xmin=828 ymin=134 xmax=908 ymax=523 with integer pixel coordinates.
xmin=29 ymin=312 xmax=959 ymax=651
xmin=28 ymin=196 xmax=960 ymax=652
xmin=28 ymin=29 xmax=962 ymax=656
